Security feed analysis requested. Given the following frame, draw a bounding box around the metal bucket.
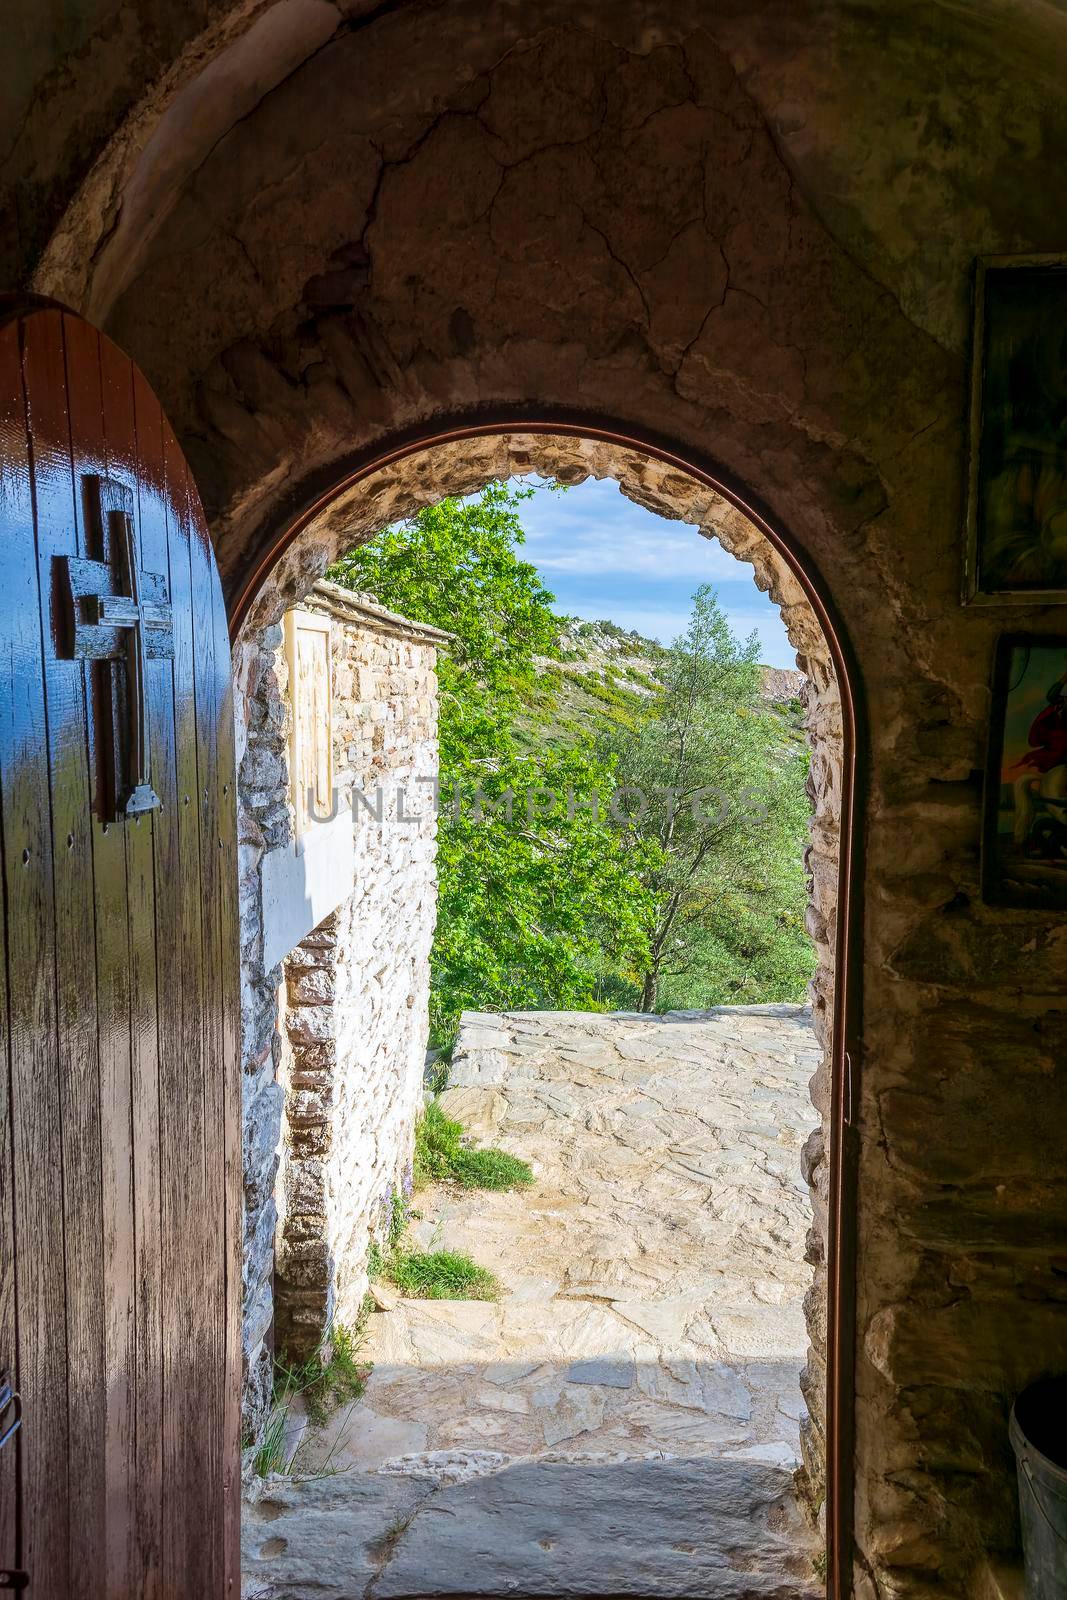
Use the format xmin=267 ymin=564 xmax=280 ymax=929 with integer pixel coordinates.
xmin=1010 ymin=1378 xmax=1067 ymax=1599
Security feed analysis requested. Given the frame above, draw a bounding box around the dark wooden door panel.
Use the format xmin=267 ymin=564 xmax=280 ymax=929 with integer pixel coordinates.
xmin=63 ymin=311 xmax=138 ymax=1600
xmin=104 ymin=335 xmax=165 ymax=1599
xmin=0 ymin=314 xmax=70 ymax=1598
xmin=135 ymin=363 xmax=211 ymax=1600
xmin=21 ymin=304 xmax=106 ymax=1599
xmin=0 ymin=304 xmax=240 ymax=1598
xmin=160 ymin=415 xmax=212 ymax=1599
xmin=0 ymin=732 xmax=15 ymax=1582
xmin=213 ymin=545 xmax=242 ymax=1599
xmin=196 ymin=483 xmax=242 ymax=1596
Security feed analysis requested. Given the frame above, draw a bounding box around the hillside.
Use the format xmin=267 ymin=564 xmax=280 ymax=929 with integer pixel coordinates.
xmin=516 ymin=615 xmax=806 ymax=751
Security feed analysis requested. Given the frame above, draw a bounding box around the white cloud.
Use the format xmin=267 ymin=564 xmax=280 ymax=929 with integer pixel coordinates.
xmin=529 ymin=529 xmax=745 ymax=581
xmin=516 ymin=480 xmax=750 ymax=583
xmin=478 ymin=476 xmax=797 ymax=669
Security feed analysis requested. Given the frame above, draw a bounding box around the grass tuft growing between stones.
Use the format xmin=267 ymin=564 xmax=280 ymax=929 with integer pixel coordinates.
xmin=249 ymin=1314 xmax=372 ymax=1475
xmin=250 ymin=1396 xmax=291 ymax=1478
xmin=452 ymin=1145 xmax=535 ymax=1189
xmin=414 ymin=1099 xmax=534 ymax=1192
xmin=295 ymin=1320 xmax=371 ymax=1427
xmin=277 ymin=1316 xmax=371 ymax=1429
xmin=385 ymin=1246 xmax=501 ymax=1301
xmin=424 ymin=1045 xmax=453 ymax=1095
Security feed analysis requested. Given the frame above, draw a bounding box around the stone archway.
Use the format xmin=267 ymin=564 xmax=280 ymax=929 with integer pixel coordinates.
xmin=15 ymin=2 xmax=1067 ymax=1590
xmin=232 ymin=422 xmax=860 ymax=1587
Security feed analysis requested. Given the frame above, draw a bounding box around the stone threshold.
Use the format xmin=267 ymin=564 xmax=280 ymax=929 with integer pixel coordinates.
xmin=242 ymin=1454 xmax=822 ymax=1600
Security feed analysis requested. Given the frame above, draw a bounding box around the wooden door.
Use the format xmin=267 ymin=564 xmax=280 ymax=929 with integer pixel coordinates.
xmin=0 ymin=303 xmax=241 ymax=1597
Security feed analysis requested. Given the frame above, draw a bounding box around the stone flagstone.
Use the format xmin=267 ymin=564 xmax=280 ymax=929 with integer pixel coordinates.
xmin=249 ymin=1006 xmax=823 ymax=1595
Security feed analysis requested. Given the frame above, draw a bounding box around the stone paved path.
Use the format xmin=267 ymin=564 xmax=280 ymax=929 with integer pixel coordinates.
xmin=243 ymin=1005 xmax=823 ymax=1598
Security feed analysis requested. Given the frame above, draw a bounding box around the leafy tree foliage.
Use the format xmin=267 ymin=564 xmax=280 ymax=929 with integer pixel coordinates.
xmin=596 ymin=584 xmax=813 ymax=1011
xmin=330 ymin=488 xmax=812 ymax=1027
xmin=328 ymin=483 xmax=655 ymax=1039
xmin=330 ymin=482 xmax=559 ymax=766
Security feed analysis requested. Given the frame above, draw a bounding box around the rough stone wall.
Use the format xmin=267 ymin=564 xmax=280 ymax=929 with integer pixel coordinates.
xmin=236 ymin=586 xmax=442 ymax=1430
xmin=235 ymin=620 xmax=292 ymax=1433
xmin=18 ymin=4 xmax=1067 ymax=1592
xmin=275 ymin=600 xmax=441 ymax=1361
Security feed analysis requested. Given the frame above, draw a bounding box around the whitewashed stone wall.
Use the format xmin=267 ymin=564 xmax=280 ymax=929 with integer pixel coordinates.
xmin=236 ymin=583 xmax=445 ymax=1432
xmin=235 ymin=624 xmax=291 ymax=1436
xmin=275 ymin=590 xmax=443 ymax=1360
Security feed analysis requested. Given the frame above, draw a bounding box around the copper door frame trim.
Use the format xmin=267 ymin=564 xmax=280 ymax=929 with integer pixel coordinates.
xmin=228 ymin=411 xmax=865 ymax=1599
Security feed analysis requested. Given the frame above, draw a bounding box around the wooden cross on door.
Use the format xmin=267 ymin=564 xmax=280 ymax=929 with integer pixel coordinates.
xmin=60 ymin=474 xmax=174 ymax=819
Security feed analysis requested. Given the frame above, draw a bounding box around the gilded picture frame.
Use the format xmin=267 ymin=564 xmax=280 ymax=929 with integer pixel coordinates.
xmin=963 ymin=253 xmax=1067 ymax=605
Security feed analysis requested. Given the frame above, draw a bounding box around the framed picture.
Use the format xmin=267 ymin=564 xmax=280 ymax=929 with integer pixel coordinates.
xmin=982 ymin=635 xmax=1067 ymax=908
xmin=964 ymin=254 xmax=1067 ymax=603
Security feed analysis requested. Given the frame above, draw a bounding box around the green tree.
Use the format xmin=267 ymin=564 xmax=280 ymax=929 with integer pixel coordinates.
xmin=329 ymin=481 xmax=559 ymax=767
xmin=328 ymin=483 xmax=654 ymax=1039
xmin=597 ymin=585 xmax=813 ymax=1012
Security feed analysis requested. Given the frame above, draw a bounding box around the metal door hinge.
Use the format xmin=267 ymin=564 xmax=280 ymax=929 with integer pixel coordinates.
xmin=0 ymin=1372 xmax=20 ymax=1452
xmin=0 ymin=1373 xmax=25 ymax=1589
xmin=843 ymin=1051 xmax=854 ymax=1127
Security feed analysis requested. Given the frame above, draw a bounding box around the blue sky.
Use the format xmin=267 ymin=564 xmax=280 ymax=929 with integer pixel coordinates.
xmin=510 ymin=477 xmax=795 ymax=670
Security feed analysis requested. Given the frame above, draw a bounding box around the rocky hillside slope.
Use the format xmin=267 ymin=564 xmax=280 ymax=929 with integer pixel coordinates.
xmin=518 ymin=616 xmax=804 ymax=750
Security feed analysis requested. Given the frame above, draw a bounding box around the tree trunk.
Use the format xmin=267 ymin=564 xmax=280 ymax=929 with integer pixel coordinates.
xmin=640 ymin=967 xmax=658 ymax=1012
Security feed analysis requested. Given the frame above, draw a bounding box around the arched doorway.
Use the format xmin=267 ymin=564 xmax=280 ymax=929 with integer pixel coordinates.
xmin=230 ymin=419 xmax=864 ymax=1596
xmin=15 ymin=1 xmax=1067 ymax=1586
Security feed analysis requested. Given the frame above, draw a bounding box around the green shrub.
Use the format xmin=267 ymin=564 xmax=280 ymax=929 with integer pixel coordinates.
xmin=413 ymin=1099 xmax=462 ymax=1184
xmin=425 ymin=1049 xmax=452 ymax=1094
xmin=386 ymin=1248 xmax=500 ymax=1301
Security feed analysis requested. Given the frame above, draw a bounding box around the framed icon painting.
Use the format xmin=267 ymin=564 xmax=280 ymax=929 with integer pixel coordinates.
xmin=982 ymin=635 xmax=1067 ymax=908
xmin=964 ymin=255 xmax=1067 ymax=603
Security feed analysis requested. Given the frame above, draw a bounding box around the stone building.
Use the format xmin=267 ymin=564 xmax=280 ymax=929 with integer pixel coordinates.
xmin=4 ymin=4 xmax=1067 ymax=1597
xmin=237 ymin=581 xmax=448 ymax=1428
